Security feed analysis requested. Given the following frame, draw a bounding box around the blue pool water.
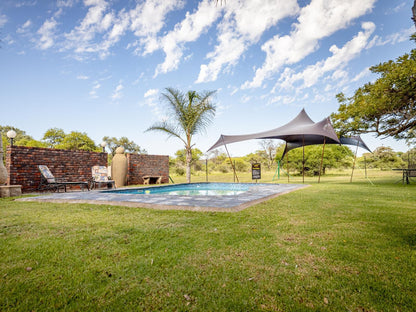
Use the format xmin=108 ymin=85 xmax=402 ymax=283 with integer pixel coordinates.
xmin=102 ymin=183 xmax=251 ymax=196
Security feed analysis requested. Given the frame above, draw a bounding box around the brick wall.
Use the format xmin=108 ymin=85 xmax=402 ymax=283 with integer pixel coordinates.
xmin=6 ymin=146 xmax=107 ymax=192
xmin=5 ymin=146 xmax=170 ymax=192
xmin=127 ymin=154 xmax=169 ymax=185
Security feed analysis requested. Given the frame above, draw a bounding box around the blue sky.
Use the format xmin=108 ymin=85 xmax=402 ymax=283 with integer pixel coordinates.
xmin=0 ymin=0 xmax=414 ymax=157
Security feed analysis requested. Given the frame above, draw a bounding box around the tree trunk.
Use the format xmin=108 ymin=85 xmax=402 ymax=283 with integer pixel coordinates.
xmin=186 ymin=147 xmax=192 ymax=183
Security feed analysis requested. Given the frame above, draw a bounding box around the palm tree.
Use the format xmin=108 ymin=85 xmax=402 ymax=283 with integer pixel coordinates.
xmin=146 ymin=88 xmax=216 ymax=183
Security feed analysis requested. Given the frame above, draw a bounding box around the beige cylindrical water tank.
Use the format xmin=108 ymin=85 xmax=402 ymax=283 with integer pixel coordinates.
xmin=111 ymin=147 xmax=127 ymax=187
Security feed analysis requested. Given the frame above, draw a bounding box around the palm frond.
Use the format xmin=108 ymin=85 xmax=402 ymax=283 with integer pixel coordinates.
xmin=147 ymin=87 xmax=217 ymax=149
xmin=145 ymin=121 xmax=186 ymax=146
xmin=188 ymin=90 xmax=217 ymax=135
xmin=162 ymin=88 xmax=187 ymax=125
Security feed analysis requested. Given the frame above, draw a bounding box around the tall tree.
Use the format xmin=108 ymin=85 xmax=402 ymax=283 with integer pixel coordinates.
xmin=0 ymin=126 xmax=41 ymax=156
xmin=332 ymin=6 xmax=416 ymax=145
xmin=146 ymin=88 xmax=216 ymax=183
xmin=0 ymin=126 xmax=33 ymax=143
xmin=280 ymin=145 xmax=354 ymax=175
xmin=42 ymin=128 xmax=66 ymax=147
xmin=360 ymin=147 xmax=405 ymax=169
xmin=258 ymin=140 xmax=280 ymax=169
xmin=331 ymin=49 xmax=416 ymax=143
xmin=174 ymin=148 xmax=204 ymax=173
xmin=102 ymin=136 xmax=147 ymax=155
xmin=55 ymin=131 xmax=99 ymax=151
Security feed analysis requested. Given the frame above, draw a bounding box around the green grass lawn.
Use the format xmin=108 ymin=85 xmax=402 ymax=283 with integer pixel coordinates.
xmin=1 ymin=172 xmax=415 ymax=311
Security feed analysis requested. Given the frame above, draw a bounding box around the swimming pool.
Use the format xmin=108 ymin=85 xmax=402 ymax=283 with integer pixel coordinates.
xmin=22 ymin=183 xmax=309 ymax=212
xmin=102 ymin=183 xmax=250 ymax=196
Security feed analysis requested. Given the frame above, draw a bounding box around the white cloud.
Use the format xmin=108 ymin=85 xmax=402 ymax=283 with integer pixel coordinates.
xmin=132 ymin=72 xmax=145 ymax=85
xmin=63 ymin=0 xmax=114 ymax=56
xmin=394 ymin=2 xmax=406 ymax=12
xmin=130 ymin=0 xmax=183 ymax=38
xmin=268 ymin=94 xmax=297 ymax=106
xmin=196 ymin=0 xmax=299 ymax=83
xmin=111 ymin=82 xmax=124 ymax=100
xmin=89 ymin=81 xmax=100 ymax=98
xmin=37 ymin=17 xmax=58 ymax=49
xmin=331 ymin=69 xmax=348 ymax=81
xmin=62 ymin=0 xmax=182 ymax=59
xmin=17 ymin=19 xmax=32 ymax=33
xmin=141 ymin=87 xmax=164 ymax=119
xmin=276 ymin=22 xmax=375 ymax=90
xmin=387 ymin=2 xmax=406 ymax=14
xmin=240 ymin=94 xmax=251 ymax=103
xmin=229 ymin=86 xmax=238 ymax=96
xmin=242 ymin=0 xmax=377 ymax=89
xmin=77 ymin=75 xmax=89 ymax=80
xmin=153 ymin=0 xmax=221 ymax=77
xmin=15 ymin=1 xmax=38 ymax=7
xmin=324 ymin=84 xmax=333 ymax=92
xmin=93 ymin=10 xmax=130 ymax=58
xmin=144 ymin=89 xmax=159 ymax=98
xmin=368 ymin=26 xmax=414 ymax=47
xmin=0 ymin=14 xmax=8 ymax=28
xmin=351 ymin=67 xmax=370 ymax=82
xmin=4 ymin=34 xmax=14 ymax=45
xmin=196 ymin=21 xmax=248 ymax=83
xmin=184 ymin=53 xmax=193 ymax=62
xmin=57 ymin=0 xmax=77 ymax=7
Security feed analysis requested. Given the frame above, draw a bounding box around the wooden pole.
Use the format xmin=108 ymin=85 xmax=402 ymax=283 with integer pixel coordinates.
xmin=364 ymin=156 xmax=367 ymax=179
xmin=287 ymin=151 xmax=289 ymax=183
xmin=318 ymin=137 xmax=326 ymax=183
xmin=233 ymin=160 xmax=236 ymax=183
xmin=350 ymin=140 xmax=359 ymax=183
xmin=278 ymin=160 xmax=280 ymax=179
xmin=302 ymin=135 xmax=305 ymax=184
xmin=223 ymin=138 xmax=239 ymax=183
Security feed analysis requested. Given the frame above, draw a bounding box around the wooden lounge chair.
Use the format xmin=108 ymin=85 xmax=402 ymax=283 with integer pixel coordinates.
xmin=38 ymin=165 xmax=90 ymax=192
xmin=91 ymin=166 xmax=115 ymax=189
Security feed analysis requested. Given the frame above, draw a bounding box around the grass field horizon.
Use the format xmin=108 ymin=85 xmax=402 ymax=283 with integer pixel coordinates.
xmin=1 ymin=170 xmax=415 ymax=311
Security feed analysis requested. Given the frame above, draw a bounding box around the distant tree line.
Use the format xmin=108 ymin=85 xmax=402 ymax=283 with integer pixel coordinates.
xmin=169 ymin=141 xmax=416 ymax=177
xmin=0 ymin=126 xmax=146 ymax=165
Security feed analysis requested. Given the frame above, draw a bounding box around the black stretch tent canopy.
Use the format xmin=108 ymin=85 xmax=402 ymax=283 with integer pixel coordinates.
xmin=207 ymin=109 xmax=341 ymax=153
xmin=339 ymin=136 xmax=372 ymax=153
xmin=207 ymin=109 xmax=372 ymax=183
xmin=282 ymin=134 xmax=372 ymax=158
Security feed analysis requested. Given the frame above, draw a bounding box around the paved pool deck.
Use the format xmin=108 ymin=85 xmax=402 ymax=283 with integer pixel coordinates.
xmin=18 ymin=183 xmax=309 ymax=212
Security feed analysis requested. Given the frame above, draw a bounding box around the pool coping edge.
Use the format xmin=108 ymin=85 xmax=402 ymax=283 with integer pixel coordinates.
xmin=16 ymin=184 xmax=310 ymax=212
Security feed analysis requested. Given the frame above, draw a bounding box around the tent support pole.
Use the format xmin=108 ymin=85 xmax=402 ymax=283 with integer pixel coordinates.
xmin=350 ymin=140 xmax=359 ymax=183
xmin=278 ymin=160 xmax=280 ymax=179
xmin=287 ymin=151 xmax=289 ymax=183
xmin=302 ymin=135 xmax=305 ymax=184
xmin=272 ymin=160 xmax=280 ymax=181
xmin=318 ymin=137 xmax=326 ymax=183
xmin=364 ymin=156 xmax=367 ymax=179
xmin=223 ymin=140 xmax=239 ymax=183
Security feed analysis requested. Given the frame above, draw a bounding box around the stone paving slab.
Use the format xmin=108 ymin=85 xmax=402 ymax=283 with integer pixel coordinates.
xmin=18 ymin=183 xmax=309 ymax=212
